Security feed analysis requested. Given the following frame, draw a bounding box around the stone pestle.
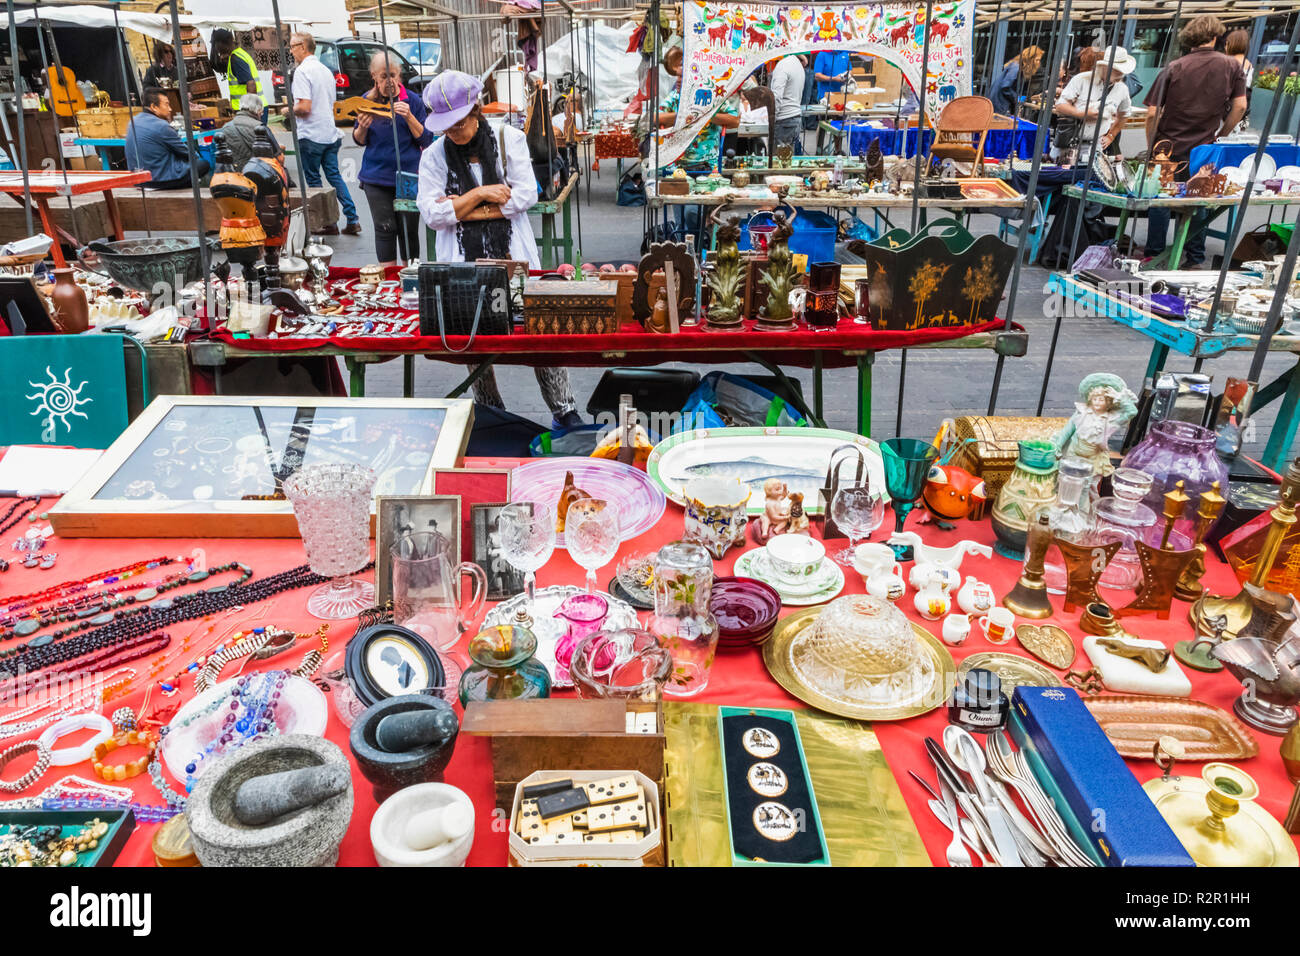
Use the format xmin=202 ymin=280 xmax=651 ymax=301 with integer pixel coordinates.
xmin=232 ymin=765 xmax=351 ymax=826
xmin=375 ymin=708 xmax=459 ymax=753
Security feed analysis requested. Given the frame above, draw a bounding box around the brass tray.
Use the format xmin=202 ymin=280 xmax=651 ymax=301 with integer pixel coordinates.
xmin=959 ymin=177 xmax=1021 ymax=200
xmin=1144 ymin=775 xmax=1298 ymax=867
xmin=662 ymin=702 xmax=930 ymax=867
xmin=1084 ymin=695 xmax=1260 ymax=760
xmin=957 ymin=651 xmax=1058 ymax=693
xmin=762 ymin=607 xmax=954 ymax=721
xmin=1015 ymin=623 xmax=1076 ymax=670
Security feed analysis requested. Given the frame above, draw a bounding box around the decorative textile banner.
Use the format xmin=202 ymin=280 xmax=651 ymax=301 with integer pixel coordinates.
xmin=657 ymin=1 xmax=974 ymax=167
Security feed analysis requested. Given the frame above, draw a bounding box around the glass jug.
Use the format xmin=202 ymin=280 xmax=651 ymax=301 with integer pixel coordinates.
xmin=391 ymin=532 xmax=487 ymax=652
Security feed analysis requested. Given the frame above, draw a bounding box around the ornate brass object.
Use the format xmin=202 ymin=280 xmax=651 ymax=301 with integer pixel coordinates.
xmin=1204 ymin=592 xmax=1300 ymax=735
xmin=1014 ymin=622 xmax=1076 ymax=670
xmin=1191 ymin=457 xmax=1300 ymax=639
xmin=1055 ymin=538 xmax=1121 ymax=612
xmin=1063 ymin=668 xmax=1104 ymax=695
xmin=1079 ymin=601 xmax=1122 ymax=636
xmin=1118 ymin=482 xmax=1195 ymax=620
xmin=1095 ymin=637 xmax=1171 ymax=673
xmin=1004 ymin=511 xmax=1053 ymax=618
xmin=1143 ymin=762 xmax=1298 ymax=867
xmin=1175 ymin=481 xmax=1226 ymax=602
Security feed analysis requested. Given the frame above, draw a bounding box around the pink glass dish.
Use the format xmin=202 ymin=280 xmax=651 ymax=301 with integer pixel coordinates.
xmin=509 ymin=457 xmax=666 ymax=548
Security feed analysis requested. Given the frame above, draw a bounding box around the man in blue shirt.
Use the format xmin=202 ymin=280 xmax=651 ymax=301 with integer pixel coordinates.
xmin=124 ymin=87 xmax=210 ymax=189
xmin=813 ymin=50 xmax=851 ymax=100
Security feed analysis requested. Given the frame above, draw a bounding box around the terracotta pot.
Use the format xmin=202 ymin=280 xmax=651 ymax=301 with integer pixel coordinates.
xmin=49 ymin=268 xmax=89 ymax=333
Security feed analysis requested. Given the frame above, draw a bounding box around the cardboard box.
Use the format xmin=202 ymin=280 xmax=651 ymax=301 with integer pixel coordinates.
xmin=463 ymin=698 xmax=665 ymax=810
xmin=507 ymin=769 xmax=664 ymax=866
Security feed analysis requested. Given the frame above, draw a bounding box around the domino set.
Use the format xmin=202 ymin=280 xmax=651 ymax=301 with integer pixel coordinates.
xmin=513 ymin=774 xmax=651 ymax=847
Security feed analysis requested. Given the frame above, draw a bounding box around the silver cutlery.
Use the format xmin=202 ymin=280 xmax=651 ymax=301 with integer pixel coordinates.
xmin=943 ymin=725 xmax=1024 ymax=867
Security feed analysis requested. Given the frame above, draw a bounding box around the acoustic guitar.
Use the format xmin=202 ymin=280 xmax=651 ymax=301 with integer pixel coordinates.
xmin=47 ymin=65 xmax=87 ymax=117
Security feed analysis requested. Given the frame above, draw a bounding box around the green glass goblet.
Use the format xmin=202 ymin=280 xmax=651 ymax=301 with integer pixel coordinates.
xmin=881 ymin=437 xmax=940 ymax=562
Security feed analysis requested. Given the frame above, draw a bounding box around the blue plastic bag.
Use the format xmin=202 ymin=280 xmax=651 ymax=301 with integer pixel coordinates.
xmin=674 ymin=371 xmax=808 ymax=433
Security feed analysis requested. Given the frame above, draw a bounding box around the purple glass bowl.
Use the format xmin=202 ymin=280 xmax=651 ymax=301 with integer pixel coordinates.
xmin=711 ymin=576 xmax=781 ymax=647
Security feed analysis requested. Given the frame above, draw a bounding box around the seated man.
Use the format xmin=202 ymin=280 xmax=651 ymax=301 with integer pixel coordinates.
xmin=125 ymin=87 xmax=211 ymax=189
xmin=221 ymin=94 xmax=282 ymax=171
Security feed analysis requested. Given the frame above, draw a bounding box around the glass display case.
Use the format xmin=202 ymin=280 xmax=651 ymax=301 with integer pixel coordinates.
xmin=49 ymin=396 xmax=474 ymax=537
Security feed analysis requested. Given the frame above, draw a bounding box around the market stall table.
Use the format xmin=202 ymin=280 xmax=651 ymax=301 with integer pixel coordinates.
xmin=843 ymin=118 xmax=1041 ymax=162
xmin=1047 ymin=271 xmax=1300 ymax=471
xmin=5 ymin=455 xmax=1296 ymax=868
xmin=0 ymin=170 xmax=151 ymax=267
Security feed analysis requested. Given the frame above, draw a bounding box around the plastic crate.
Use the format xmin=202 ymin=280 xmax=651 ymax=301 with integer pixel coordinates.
xmin=738 ymin=208 xmax=838 ymax=268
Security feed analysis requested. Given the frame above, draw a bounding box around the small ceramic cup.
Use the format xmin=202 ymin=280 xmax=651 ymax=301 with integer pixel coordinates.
xmin=978 ymin=607 xmax=1015 ymax=645
xmin=683 ymin=476 xmax=750 ymax=560
xmin=765 ymin=534 xmax=826 ymax=586
xmin=854 ymin=543 xmax=905 ymax=601
xmin=941 ymin=613 xmax=971 ymax=646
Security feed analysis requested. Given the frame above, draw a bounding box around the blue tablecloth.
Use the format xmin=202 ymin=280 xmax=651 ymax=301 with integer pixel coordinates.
xmin=842 ymin=121 xmax=1042 ymax=160
xmin=1188 ymin=143 xmax=1300 ymax=172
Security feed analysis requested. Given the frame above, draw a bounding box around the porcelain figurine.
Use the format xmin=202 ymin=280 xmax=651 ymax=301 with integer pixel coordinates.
xmin=758 ymin=479 xmax=793 ymax=539
xmin=886 ymin=532 xmax=992 ymax=570
xmin=956 ymin=576 xmax=996 ymax=616
xmin=913 ymin=570 xmax=952 ymax=620
xmin=787 ymin=492 xmax=810 ymax=535
xmin=1052 ymin=373 xmax=1138 ymax=478
xmin=909 ymin=562 xmax=960 ymax=592
xmin=920 ymin=461 xmax=988 ymax=530
xmin=854 ymin=543 xmax=906 ymax=602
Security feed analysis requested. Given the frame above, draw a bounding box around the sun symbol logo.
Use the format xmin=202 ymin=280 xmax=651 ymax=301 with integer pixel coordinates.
xmin=26 ymin=366 xmax=92 ymax=441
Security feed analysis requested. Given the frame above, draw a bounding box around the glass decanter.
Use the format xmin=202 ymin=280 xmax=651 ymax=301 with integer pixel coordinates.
xmin=1091 ymin=467 xmax=1158 ymax=590
xmin=650 ymin=541 xmax=719 ymax=698
xmin=1038 ymin=456 xmax=1095 ymax=594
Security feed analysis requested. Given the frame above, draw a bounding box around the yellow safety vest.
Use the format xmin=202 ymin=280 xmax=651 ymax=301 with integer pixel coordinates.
xmin=225 ymin=47 xmax=259 ymax=110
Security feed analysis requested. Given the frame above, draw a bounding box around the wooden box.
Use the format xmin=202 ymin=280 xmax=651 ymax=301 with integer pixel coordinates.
xmin=75 ymin=107 xmax=132 ymax=139
xmin=656 ymin=178 xmax=691 ymax=196
xmin=522 ymin=278 xmax=619 ymax=334
xmin=507 ymin=769 xmax=664 ymax=866
xmin=462 ymin=698 xmax=665 ymax=811
xmin=49 ymin=395 xmax=473 ymax=537
xmin=951 ymin=415 xmax=1069 ymax=498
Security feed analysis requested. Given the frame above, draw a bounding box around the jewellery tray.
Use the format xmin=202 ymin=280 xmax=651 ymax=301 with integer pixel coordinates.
xmin=663 ymin=702 xmax=929 ymax=867
xmin=463 ymin=698 xmax=664 ymax=811
xmin=507 ymin=769 xmax=663 ymax=867
xmin=0 ymin=808 xmax=135 ymax=867
xmin=717 ymin=706 xmax=829 ymax=866
xmin=49 ymin=395 xmax=473 ymax=537
xmin=1082 ymin=694 xmax=1259 ymax=760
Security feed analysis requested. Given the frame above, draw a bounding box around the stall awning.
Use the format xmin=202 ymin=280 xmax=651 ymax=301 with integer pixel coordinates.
xmin=5 ymin=5 xmax=321 ymax=43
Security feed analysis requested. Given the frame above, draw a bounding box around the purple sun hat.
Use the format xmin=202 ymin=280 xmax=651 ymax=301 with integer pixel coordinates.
xmin=423 ymin=70 xmax=484 ymax=132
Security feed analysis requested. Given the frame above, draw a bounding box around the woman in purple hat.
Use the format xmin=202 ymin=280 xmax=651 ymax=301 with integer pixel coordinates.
xmin=417 ymin=70 xmax=580 ymax=428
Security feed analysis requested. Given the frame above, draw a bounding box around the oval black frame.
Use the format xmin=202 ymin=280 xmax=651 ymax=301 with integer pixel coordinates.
xmin=344 ymin=623 xmax=447 ymax=708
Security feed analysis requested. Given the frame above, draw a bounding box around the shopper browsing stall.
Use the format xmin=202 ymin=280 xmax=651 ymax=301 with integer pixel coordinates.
xmin=416 ymin=70 xmax=581 ymax=428
xmin=812 ymin=49 xmax=851 ymax=101
xmin=142 ymin=43 xmax=177 ymax=89
xmin=222 ymin=94 xmax=282 ymax=171
xmin=352 ymin=51 xmax=433 ymax=267
xmin=770 ymin=54 xmax=806 ymax=154
xmin=991 ymin=46 xmax=1044 ymax=116
xmin=290 ymin=32 xmax=362 ymax=237
xmin=124 ymin=87 xmax=210 ymax=189
xmin=1142 ymin=15 xmax=1247 ymax=267
xmin=1053 ymin=45 xmax=1135 ymax=163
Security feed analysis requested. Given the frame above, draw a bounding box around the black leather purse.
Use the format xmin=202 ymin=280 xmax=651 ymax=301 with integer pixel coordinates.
xmin=417 ymin=263 xmax=512 ymax=352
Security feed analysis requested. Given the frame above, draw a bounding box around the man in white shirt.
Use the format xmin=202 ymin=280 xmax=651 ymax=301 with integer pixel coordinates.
xmin=770 ymin=54 xmax=806 ymax=154
xmin=289 ymin=32 xmax=360 ymax=236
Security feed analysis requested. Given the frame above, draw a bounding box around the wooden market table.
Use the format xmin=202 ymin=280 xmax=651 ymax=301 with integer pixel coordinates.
xmin=1047 ymin=272 xmax=1300 ymax=470
xmin=1061 ymin=185 xmax=1300 ymax=270
xmin=5 ymin=453 xmax=1296 ymax=868
xmin=0 ymin=169 xmax=151 ymax=267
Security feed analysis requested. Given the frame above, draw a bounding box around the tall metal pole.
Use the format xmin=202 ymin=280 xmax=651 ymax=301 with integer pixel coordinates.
xmin=167 ymin=0 xmax=209 ymax=311
xmin=909 ymin=0 xmax=935 ymax=234
xmin=270 ymin=0 xmax=310 ymax=229
xmin=5 ymin=0 xmax=32 ymax=236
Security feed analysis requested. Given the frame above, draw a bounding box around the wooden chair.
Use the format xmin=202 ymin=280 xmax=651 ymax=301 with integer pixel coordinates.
xmin=924 ymin=96 xmax=994 ymax=175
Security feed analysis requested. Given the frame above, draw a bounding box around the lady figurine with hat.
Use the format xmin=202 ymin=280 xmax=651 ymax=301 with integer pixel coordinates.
xmin=415 ymin=70 xmax=583 ymax=430
xmin=1052 ymin=373 xmax=1138 ymax=476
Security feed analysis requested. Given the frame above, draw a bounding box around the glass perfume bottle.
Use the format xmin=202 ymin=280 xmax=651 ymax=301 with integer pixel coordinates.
xmin=1091 ymin=467 xmax=1158 ymax=590
xmin=1039 ymin=456 xmax=1095 ymax=594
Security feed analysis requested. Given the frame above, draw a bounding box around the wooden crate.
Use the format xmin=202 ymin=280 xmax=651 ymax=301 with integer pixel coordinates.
xmin=75 ymin=108 xmax=132 ymax=139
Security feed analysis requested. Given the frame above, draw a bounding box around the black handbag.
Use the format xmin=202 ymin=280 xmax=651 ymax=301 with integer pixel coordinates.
xmin=417 ymin=263 xmax=512 ymax=352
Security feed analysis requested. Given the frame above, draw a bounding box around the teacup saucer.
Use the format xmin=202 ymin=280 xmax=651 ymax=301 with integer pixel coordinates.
xmin=734 ymin=549 xmax=845 ymax=605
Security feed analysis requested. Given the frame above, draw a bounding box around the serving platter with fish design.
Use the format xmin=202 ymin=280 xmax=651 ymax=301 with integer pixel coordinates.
xmin=646 ymin=427 xmax=887 ymax=514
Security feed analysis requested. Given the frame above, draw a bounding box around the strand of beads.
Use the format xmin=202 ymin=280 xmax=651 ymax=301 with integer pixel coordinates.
xmin=182 ymin=670 xmax=285 ymax=792
xmin=0 ymin=555 xmax=178 ymax=618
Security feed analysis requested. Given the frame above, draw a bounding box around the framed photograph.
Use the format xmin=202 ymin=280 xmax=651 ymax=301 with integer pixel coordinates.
xmin=472 ymin=502 xmax=528 ymax=601
xmin=432 ymin=466 xmax=512 ymax=562
xmin=49 ymin=395 xmax=473 ymax=537
xmin=375 ymin=494 xmax=461 ymax=605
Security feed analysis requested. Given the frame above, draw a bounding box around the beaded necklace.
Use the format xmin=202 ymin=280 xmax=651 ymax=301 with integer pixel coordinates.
xmin=0 ymin=666 xmax=136 ymax=741
xmin=176 ymin=669 xmax=287 ymax=792
xmin=0 ymin=496 xmax=40 ymax=539
xmin=0 ymin=632 xmax=171 ymax=704
xmin=0 ymin=555 xmax=178 ymax=617
xmin=1 ymin=567 xmax=190 ymax=641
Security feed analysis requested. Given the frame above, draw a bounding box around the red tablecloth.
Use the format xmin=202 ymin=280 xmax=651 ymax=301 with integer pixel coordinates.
xmin=5 ymin=463 xmax=1297 ymax=867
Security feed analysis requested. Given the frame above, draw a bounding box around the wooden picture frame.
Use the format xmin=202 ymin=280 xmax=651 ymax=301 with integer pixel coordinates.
xmin=431 ymin=466 xmax=512 ymax=562
xmin=49 ymin=395 xmax=473 ymax=537
xmin=375 ymin=494 xmax=461 ymax=606
xmin=472 ymin=502 xmax=530 ymax=601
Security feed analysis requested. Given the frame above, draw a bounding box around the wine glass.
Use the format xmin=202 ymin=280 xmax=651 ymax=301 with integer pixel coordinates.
xmin=566 ymin=498 xmax=621 ymax=593
xmin=880 ymin=438 xmax=940 ymax=562
xmin=496 ymin=502 xmax=556 ymax=621
xmin=829 ymin=485 xmax=886 ymax=566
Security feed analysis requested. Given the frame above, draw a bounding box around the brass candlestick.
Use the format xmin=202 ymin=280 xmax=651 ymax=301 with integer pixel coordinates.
xmin=1004 ymin=510 xmax=1053 ymax=618
xmin=1118 ymin=482 xmax=1196 ymax=620
xmin=1190 ymin=457 xmax=1300 ymax=640
xmin=1174 ymin=481 xmax=1227 ymax=602
xmin=1055 ymin=538 xmax=1121 ymax=612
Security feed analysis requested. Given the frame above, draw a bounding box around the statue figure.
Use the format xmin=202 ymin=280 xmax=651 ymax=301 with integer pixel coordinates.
xmin=758 ymin=478 xmax=792 ymax=537
xmin=1052 ymin=372 xmax=1138 ymax=477
xmin=706 ymin=214 xmax=744 ymax=328
xmin=758 ymin=212 xmax=797 ymax=326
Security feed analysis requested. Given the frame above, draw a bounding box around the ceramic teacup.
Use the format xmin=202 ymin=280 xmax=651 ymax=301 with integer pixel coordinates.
xmin=683 ymin=476 xmax=749 ymax=560
xmin=941 ymin=613 xmax=971 ymax=646
xmin=765 ymin=534 xmax=825 ymax=586
xmin=978 ymin=606 xmax=1015 ymax=645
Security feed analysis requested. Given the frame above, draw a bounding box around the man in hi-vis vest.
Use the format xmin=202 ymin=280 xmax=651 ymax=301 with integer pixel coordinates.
xmin=210 ymin=28 xmax=260 ymax=112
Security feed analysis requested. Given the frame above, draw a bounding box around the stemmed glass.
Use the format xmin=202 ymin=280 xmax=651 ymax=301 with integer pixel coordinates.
xmin=829 ymin=485 xmax=886 ymax=566
xmin=880 ymin=438 xmax=941 ymax=562
xmin=496 ymin=502 xmax=556 ymax=621
xmin=282 ymin=463 xmax=376 ymax=619
xmin=566 ymin=499 xmax=621 ymax=594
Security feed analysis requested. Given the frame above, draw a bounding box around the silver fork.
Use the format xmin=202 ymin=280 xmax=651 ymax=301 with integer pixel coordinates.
xmin=938 ymin=777 xmax=972 ymax=867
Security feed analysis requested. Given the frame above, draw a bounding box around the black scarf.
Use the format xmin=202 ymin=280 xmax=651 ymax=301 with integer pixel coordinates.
xmin=442 ymin=118 xmax=512 ymax=261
